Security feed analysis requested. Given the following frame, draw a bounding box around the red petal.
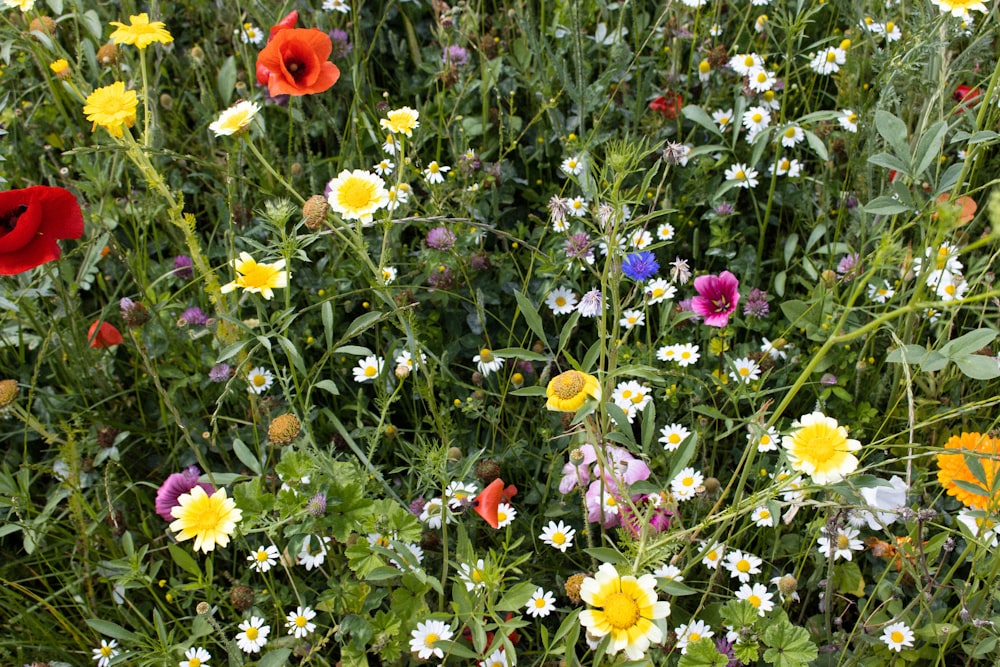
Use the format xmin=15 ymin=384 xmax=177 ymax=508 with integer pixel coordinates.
xmin=472 ymin=478 xmax=504 ymax=529
xmin=268 ymin=10 xmax=298 ymax=42
xmin=89 ymin=321 xmax=123 ymax=348
xmin=501 ymin=484 xmax=518 ymax=503
xmin=0 ymin=186 xmax=83 ymax=275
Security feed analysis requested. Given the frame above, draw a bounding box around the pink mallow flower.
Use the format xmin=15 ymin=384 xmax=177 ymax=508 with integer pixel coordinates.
xmin=621 ymin=493 xmax=675 ymax=538
xmin=691 ymin=270 xmax=740 ymax=327
xmin=155 ymin=466 xmax=215 ymax=521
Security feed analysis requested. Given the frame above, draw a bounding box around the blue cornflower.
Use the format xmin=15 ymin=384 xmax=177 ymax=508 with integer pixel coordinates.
xmin=620 ymin=251 xmax=660 ymax=281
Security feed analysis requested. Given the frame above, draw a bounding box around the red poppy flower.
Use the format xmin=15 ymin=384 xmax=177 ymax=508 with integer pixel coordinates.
xmin=953 ymin=84 xmax=980 ymax=106
xmin=89 ymin=320 xmax=124 ymax=348
xmin=472 ymin=478 xmax=506 ymax=528
xmin=256 ymin=11 xmax=299 ymax=86
xmin=256 ymin=28 xmax=340 ymax=96
xmin=649 ymin=93 xmax=683 ymax=120
xmin=0 ymin=185 xmax=84 ymax=275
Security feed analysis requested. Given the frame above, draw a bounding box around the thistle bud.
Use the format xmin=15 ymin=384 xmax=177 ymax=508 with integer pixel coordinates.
xmin=474 ymin=458 xmax=500 ymax=485
xmin=228 ymin=586 xmax=253 ymax=612
xmin=120 ymin=298 xmax=150 ymax=328
xmin=0 ymin=379 xmax=18 ymax=410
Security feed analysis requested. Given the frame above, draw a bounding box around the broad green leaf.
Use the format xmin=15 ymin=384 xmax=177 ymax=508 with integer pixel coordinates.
xmin=868 ymin=152 xmax=910 ymax=176
xmin=762 ymin=621 xmax=818 ymax=667
xmin=557 ymin=310 xmax=581 ymax=354
xmin=256 ymin=649 xmax=292 ymax=667
xmin=510 ymin=385 xmax=547 ymax=397
xmin=803 ymin=130 xmax=828 ymax=161
xmin=874 ymin=110 xmax=910 ymax=162
xmin=315 ymin=379 xmax=339 ymax=395
xmin=215 ymin=339 xmax=247 ymax=363
xmin=493 ymin=347 xmax=550 ymax=362
xmin=863 ymin=196 xmax=912 ymax=216
xmin=275 ymin=334 xmax=306 ymax=376
xmin=783 ymin=234 xmax=798 ymax=265
xmin=169 ymin=544 xmax=202 ymax=578
xmin=679 ymin=637 xmax=730 ymax=667
xmin=322 ymin=300 xmax=334 ymax=349
xmin=496 ymin=581 xmax=539 ymax=611
xmin=217 ymin=56 xmax=237 ymax=106
xmin=86 ymin=619 xmax=139 ymax=642
xmin=583 ymin=547 xmax=627 ymax=565
xmin=720 ymin=599 xmax=760 ymax=628
xmin=681 ymin=105 xmax=722 ymax=136
xmin=513 ymin=290 xmax=547 ymax=344
xmin=913 ymin=120 xmax=949 ymax=178
xmin=232 ymin=438 xmax=261 ymax=475
xmin=659 ymin=579 xmax=698 ymax=596
xmin=344 ymin=310 xmax=383 ymax=339
xmin=940 ymin=328 xmax=996 ymax=358
xmin=955 ymin=355 xmax=1000 ymax=380
xmin=333 ymin=345 xmax=372 ymax=356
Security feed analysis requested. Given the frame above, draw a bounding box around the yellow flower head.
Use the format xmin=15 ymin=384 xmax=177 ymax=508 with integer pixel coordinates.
xmin=325 ymin=169 xmax=389 ymax=225
xmin=109 ymin=13 xmax=174 ymax=49
xmin=579 ymin=563 xmax=671 ymax=661
xmin=4 ymin=0 xmax=35 ymax=12
xmin=209 ymin=100 xmax=260 ymax=137
xmin=220 ymin=251 xmax=289 ymax=300
xmin=169 ymin=486 xmax=242 ymax=553
xmin=937 ymin=432 xmax=1000 ymax=510
xmin=379 ymin=106 xmax=420 ymax=137
xmin=781 ymin=411 xmax=861 ymax=485
xmin=49 ymin=59 xmax=70 ymax=77
xmin=545 ymin=370 xmax=601 ymax=412
xmin=83 ymin=82 xmax=138 ymax=138
xmin=929 ymin=0 xmax=988 ymax=16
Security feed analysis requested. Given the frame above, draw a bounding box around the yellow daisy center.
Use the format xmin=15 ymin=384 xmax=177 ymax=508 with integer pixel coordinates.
xmin=752 ymin=113 xmax=763 ymax=123
xmin=707 ymin=550 xmax=718 ymax=561
xmin=497 ymin=510 xmax=507 ymax=522
xmin=424 ymin=632 xmax=439 ymax=647
xmin=736 ymin=170 xmax=746 ymax=180
xmin=682 ymin=476 xmax=694 ymax=487
xmin=756 ymin=72 xmax=767 ymax=83
xmin=680 ymin=352 xmax=691 ymax=360
xmin=295 ymin=616 xmax=308 ymax=627
xmin=479 ymin=348 xmax=493 ymax=362
xmin=737 ymin=559 xmax=751 ymax=573
xmin=338 ymin=177 xmax=379 ymax=211
xmin=837 ymin=534 xmax=851 ymax=549
xmin=189 ymin=659 xmax=201 ymax=667
xmin=891 ymin=631 xmax=903 ymax=643
xmin=255 ymin=550 xmax=269 ymax=561
xmin=603 ymin=592 xmax=641 ymax=630
xmin=945 ymin=284 xmax=956 ymax=295
xmin=551 ymin=371 xmax=584 ymax=399
xmin=785 ymin=128 xmax=796 ymax=137
xmin=101 ymin=647 xmax=113 ymax=658
xmin=826 ymin=51 xmax=837 ymax=62
xmin=245 ymin=627 xmax=259 ymax=640
xmin=669 ymin=434 xmax=681 ymax=444
xmin=472 ymin=569 xmax=483 ymax=582
xmin=759 ymin=510 xmax=770 ymax=518
xmin=747 ymin=595 xmax=761 ymax=608
xmin=739 ymin=366 xmax=751 ymax=376
xmin=552 ymin=532 xmax=566 ymax=545
xmin=690 ymin=632 xmax=701 ymax=642
xmin=743 ymin=56 xmax=755 ymax=68
xmin=534 ymin=598 xmax=547 ymax=608
xmin=364 ymin=365 xmax=377 ymax=377
xmin=555 ymin=296 xmax=567 ymax=306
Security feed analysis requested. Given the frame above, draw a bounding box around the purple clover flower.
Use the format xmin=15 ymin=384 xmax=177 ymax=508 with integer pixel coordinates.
xmin=443 ymin=44 xmax=469 ymax=67
xmin=329 ymin=28 xmax=352 ymax=58
xmin=742 ymin=287 xmax=770 ymax=318
xmin=620 ymin=251 xmax=660 ymax=281
xmin=180 ymin=306 xmax=209 ymax=326
xmin=426 ymin=226 xmax=456 ymax=250
xmin=173 ymin=255 xmax=193 ymax=279
xmin=209 ymin=363 xmax=233 ymax=383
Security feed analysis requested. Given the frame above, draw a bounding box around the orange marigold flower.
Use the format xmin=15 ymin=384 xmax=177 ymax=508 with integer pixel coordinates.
xmin=936 ymin=432 xmax=1000 ymax=510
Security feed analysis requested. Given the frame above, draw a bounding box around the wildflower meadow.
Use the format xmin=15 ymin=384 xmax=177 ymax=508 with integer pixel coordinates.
xmin=3 ymin=0 xmax=1000 ymax=665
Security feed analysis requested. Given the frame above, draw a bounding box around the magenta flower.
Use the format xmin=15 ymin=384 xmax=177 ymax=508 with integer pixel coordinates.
xmin=585 ymin=480 xmax=623 ymax=528
xmin=155 ymin=466 xmax=214 ymax=521
xmin=621 ymin=494 xmax=675 ymax=538
xmin=691 ymin=270 xmax=740 ymax=327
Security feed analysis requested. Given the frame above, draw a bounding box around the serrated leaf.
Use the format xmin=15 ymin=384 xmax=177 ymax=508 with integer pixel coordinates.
xmin=720 ymin=599 xmax=760 ymax=628
xmin=762 ymin=621 xmax=817 ymax=667
xmin=679 ymin=637 xmax=730 ymax=667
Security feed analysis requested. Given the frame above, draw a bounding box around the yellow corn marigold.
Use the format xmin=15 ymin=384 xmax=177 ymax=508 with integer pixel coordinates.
xmin=545 ymin=369 xmax=601 ymax=412
xmin=937 ymin=432 xmax=1000 ymax=510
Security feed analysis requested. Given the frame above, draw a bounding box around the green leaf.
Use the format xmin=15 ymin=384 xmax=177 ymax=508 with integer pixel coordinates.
xmin=955 ymin=355 xmax=1000 ymax=380
xmin=322 ymin=300 xmax=334 ymax=349
xmin=217 ymin=56 xmax=237 ymax=106
xmin=913 ymin=120 xmax=949 ymax=177
xmin=275 ymin=334 xmax=307 ymax=376
xmin=583 ymin=547 xmax=627 ymax=565
xmin=510 ymin=385 xmax=547 ymax=397
xmin=344 ymin=310 xmax=383 ymax=339
xmin=658 ymin=579 xmax=698 ymax=596
xmin=215 ymin=339 xmax=247 ymax=364
xmin=681 ymin=105 xmax=722 ymax=136
xmin=168 ymin=544 xmax=202 ymax=578
xmin=557 ymin=310 xmax=581 ymax=354
xmin=513 ymin=290 xmax=548 ymax=345
xmin=314 ymin=379 xmax=339 ymax=395
xmin=831 ymin=560 xmax=865 ymax=597
xmin=679 ymin=637 xmax=730 ymax=667
xmin=496 ymin=581 xmax=539 ymax=612
xmin=256 ymin=649 xmax=292 ymax=667
xmin=85 ymin=619 xmax=138 ymax=642
xmin=761 ymin=620 xmax=818 ymax=667
xmin=232 ymin=438 xmax=261 ymax=475
xmin=720 ymin=600 xmax=760 ymax=628
xmin=874 ymin=110 xmax=910 ymax=163
xmin=333 ymin=345 xmax=372 ymax=356
xmin=493 ymin=347 xmax=550 ymax=362
xmin=803 ymin=130 xmax=828 ymax=161
xmin=863 ymin=196 xmax=913 ymax=216
xmin=868 ymin=152 xmax=910 ymax=176
xmin=940 ymin=328 xmax=997 ymax=359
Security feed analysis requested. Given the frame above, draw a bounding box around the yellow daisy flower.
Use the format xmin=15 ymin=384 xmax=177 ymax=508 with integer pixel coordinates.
xmin=83 ymin=82 xmax=138 ymax=138
xmin=49 ymin=59 xmax=70 ymax=77
xmin=169 ymin=486 xmax=243 ymax=553
xmin=325 ymin=169 xmax=389 ymax=225
xmin=545 ymin=370 xmax=601 ymax=412
xmin=782 ymin=411 xmax=861 ymax=485
xmin=937 ymin=432 xmax=1000 ymax=510
xmin=379 ymin=106 xmax=420 ymax=137
xmin=109 ymin=13 xmax=174 ymax=49
xmin=579 ymin=563 xmax=671 ymax=661
xmin=220 ymin=252 xmax=289 ymax=300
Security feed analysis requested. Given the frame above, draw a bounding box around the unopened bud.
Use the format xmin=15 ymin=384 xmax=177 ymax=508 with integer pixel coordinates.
xmin=820 ymin=269 xmax=838 ymax=289
xmin=159 ymin=93 xmax=174 ymax=110
xmin=302 ymin=194 xmax=329 ymax=230
xmin=395 ymin=363 xmax=411 ymax=379
xmin=96 ymin=42 xmax=119 ymax=66
xmin=29 ymin=16 xmax=57 ymax=36
xmin=189 ymin=45 xmax=205 ymax=66
xmin=447 ymin=446 xmax=463 ymax=462
xmin=196 ymin=601 xmax=211 ymax=615
xmin=0 ymin=379 xmax=18 ymax=409
xmin=776 ymin=574 xmax=798 ymax=597
xmin=703 ymin=477 xmax=721 ymax=494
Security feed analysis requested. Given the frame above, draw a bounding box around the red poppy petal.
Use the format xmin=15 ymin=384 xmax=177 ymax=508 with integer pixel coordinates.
xmin=268 ymin=10 xmax=298 ymax=42
xmin=0 ymin=186 xmax=83 ymax=275
xmin=33 ymin=186 xmax=84 ymax=241
xmin=472 ymin=478 xmax=505 ymax=529
xmin=89 ymin=321 xmax=123 ymax=348
xmin=0 ymin=233 xmax=61 ymax=275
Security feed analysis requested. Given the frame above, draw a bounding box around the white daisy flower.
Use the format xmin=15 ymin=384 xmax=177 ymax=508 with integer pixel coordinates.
xmin=566 ymin=196 xmax=588 ymax=217
xmin=235 ymin=616 xmax=270 ymax=654
xmin=352 ymin=355 xmax=384 ymax=383
xmin=409 ymin=619 xmax=453 ymax=660
xmin=729 ymin=52 xmax=764 ymax=76
xmin=457 ymin=558 xmax=487 ymax=591
xmin=867 ymin=280 xmax=895 ymax=303
xmin=675 ymin=619 xmax=715 ymax=654
xmin=729 ymin=357 xmax=761 ymax=384
xmin=646 ymin=278 xmax=677 ymax=305
xmin=838 ymin=109 xmax=859 ymax=132
xmin=653 ymin=563 xmax=684 ymax=582
xmin=285 ymin=606 xmax=317 ymax=638
xmin=809 ymin=47 xmax=846 ymax=75
xmin=671 ymin=467 xmax=704 ymax=501
xmin=297 ymin=535 xmax=331 ymax=571
xmin=525 ymin=588 xmax=556 ymax=617
xmin=561 ymin=155 xmax=585 ymax=176
xmin=659 ymin=423 xmax=691 ymax=451
xmin=656 ymin=222 xmax=676 ymax=241
xmin=247 ymin=545 xmax=280 ymax=573
xmin=473 ymin=348 xmax=505 ymax=376
xmin=247 ymin=366 xmax=274 ymax=394
xmin=546 ymin=287 xmax=578 ymax=314
xmin=495 ymin=502 xmax=516 ymax=528
xmin=742 ymin=105 xmax=772 ymax=134
xmin=723 ymin=549 xmax=763 ymax=583
xmin=675 ymin=343 xmax=700 ymax=367
xmin=381 ymin=266 xmax=398 ymax=285
xmin=881 ymin=622 xmax=915 ymax=652
xmin=735 ymin=582 xmax=774 ymax=616
xmin=816 ymin=526 xmax=864 ymax=561
xmin=700 ymin=542 xmax=725 ymax=569
xmin=751 ymin=506 xmax=775 ymax=527
xmin=539 ymin=520 xmax=576 ymax=552
xmin=630 ymin=229 xmax=653 ymax=249
xmin=725 ymin=163 xmax=760 ymax=189
xmin=373 ymin=159 xmax=395 ymax=176
xmin=423 ymin=161 xmax=450 ymax=184
xmin=747 ymin=66 xmax=776 ymax=93
xmin=323 ymin=0 xmax=351 ymax=12
xmin=748 ymin=425 xmax=780 ymax=452
xmin=179 ymin=646 xmax=211 ymax=667
xmin=93 ymin=639 xmax=119 ymax=667
xmin=712 ymin=108 xmax=734 ymax=129
xmin=619 ymin=309 xmax=645 ymax=330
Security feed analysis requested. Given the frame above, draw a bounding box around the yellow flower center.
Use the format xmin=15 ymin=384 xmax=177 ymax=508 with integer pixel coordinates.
xmin=826 ymin=51 xmax=837 ymax=62
xmin=945 ymin=284 xmax=956 ymax=295
xmin=891 ymin=631 xmax=903 ymax=643
xmin=479 ymin=348 xmax=493 ymax=362
xmin=680 ymin=352 xmax=691 ymax=360
xmin=424 ymin=632 xmax=439 ymax=647
xmin=785 ymin=128 xmax=796 ymax=137
xmin=756 ymin=72 xmax=767 ymax=83
xmin=737 ymin=559 xmax=751 ymax=573
xmin=736 ymin=170 xmax=746 ymax=180
xmin=669 ymin=434 xmax=681 ymax=444
xmin=690 ymin=632 xmax=701 ymax=642
xmin=534 ymin=598 xmax=547 ymax=608
xmin=364 ymin=365 xmax=377 ymax=377
xmin=682 ymin=476 xmax=694 ymax=486
xmin=760 ymin=510 xmax=770 ymax=518
xmin=743 ymin=56 xmax=755 ymax=68
xmin=606 ymin=496 xmax=617 ymax=507
xmin=472 ymin=569 xmax=483 ymax=582
xmin=752 ymin=113 xmax=763 ymax=123
xmin=101 ymin=647 xmax=113 ymax=658
xmin=295 ymin=616 xmax=307 ymax=627
xmin=707 ymin=550 xmax=718 ymax=561
xmin=699 ymin=60 xmax=710 ymax=73
xmin=497 ymin=510 xmax=507 ymax=522
xmin=551 ymin=371 xmax=585 ymax=399
xmin=255 ymin=550 xmax=269 ymax=561
xmin=568 ymin=160 xmax=577 ymax=169
xmin=630 ymin=393 xmax=644 ymax=405
xmin=886 ymin=21 xmax=895 ymax=31
xmin=246 ymin=627 xmax=259 ymax=640
xmin=339 ymin=177 xmax=379 ymax=210
xmin=652 ymin=288 xmax=665 ymax=298
xmin=190 ymin=658 xmax=201 ymax=667
xmin=552 ymin=532 xmax=566 ymax=545
xmin=739 ymin=366 xmax=751 ymax=376
xmin=747 ymin=595 xmax=761 ymax=608
xmin=761 ymin=435 xmax=772 ymax=445
xmin=555 ymin=296 xmax=566 ymax=306
xmin=602 ymin=591 xmax=641 ymax=629
xmin=836 ymin=534 xmax=851 ymax=549
xmin=253 ymin=375 xmax=267 ymax=387
xmin=849 ymin=113 xmax=858 ymax=123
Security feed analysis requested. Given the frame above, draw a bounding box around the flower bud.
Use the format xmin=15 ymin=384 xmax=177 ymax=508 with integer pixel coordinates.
xmin=776 ymin=574 xmax=798 ymax=598
xmin=189 ymin=45 xmax=205 ymax=66
xmin=120 ymin=298 xmax=150 ymax=328
xmin=159 ymin=93 xmax=174 ymax=110
xmin=29 ymin=16 xmax=57 ymax=36
xmin=395 ymin=363 xmax=411 ymax=379
xmin=196 ymin=601 xmax=212 ymax=615
xmin=447 ymin=446 xmax=463 ymax=462
xmin=228 ymin=586 xmax=253 ymax=612
xmin=96 ymin=42 xmax=119 ymax=66
xmin=0 ymin=379 xmax=18 ymax=410
xmin=474 ymin=459 xmax=500 ymax=485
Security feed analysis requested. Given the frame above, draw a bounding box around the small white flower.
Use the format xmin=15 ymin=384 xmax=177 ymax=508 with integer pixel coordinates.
xmin=545 ymin=287 xmax=578 ymax=315
xmin=457 ymin=558 xmax=488 ymax=591
xmin=751 ymin=506 xmax=775 ymax=527
xmin=653 ymin=563 xmax=684 ymax=582
xmin=676 ymin=343 xmax=700 ymax=367
xmin=736 ymin=582 xmax=775 ymax=616
xmin=247 ymin=545 xmax=280 ymax=573
xmin=93 ymin=639 xmax=119 ymax=667
xmin=809 ymin=47 xmax=846 ymax=75
xmin=419 ymin=497 xmax=453 ymax=529
xmin=656 ymin=222 xmax=676 ymax=242
xmin=867 ymin=280 xmax=895 ymax=303
xmin=373 ymin=159 xmax=395 ymax=176
xmin=323 ymin=0 xmax=351 ymax=12
xmin=881 ymin=622 xmax=915 ymax=652
xmin=748 ymin=425 xmax=780 ymax=452
xmin=671 ymin=466 xmax=704 ymax=501
xmin=725 ymin=162 xmax=760 ymax=189
xmin=247 ymin=366 xmax=274 ymax=394
xmin=473 ymin=349 xmax=505 ymax=376
xmin=730 ymin=357 xmax=761 ymax=384
xmin=179 ymin=646 xmax=211 ymax=667
xmin=838 ymin=109 xmax=859 ymax=132
xmin=566 ymin=196 xmax=588 ymax=217
xmin=675 ymin=619 xmax=715 ymax=654
xmin=525 ymin=588 xmax=556 ymax=617
xmin=409 ymin=619 xmax=453 ymax=660
xmin=646 ymin=278 xmax=676 ymax=305
xmin=619 ymin=309 xmax=646 ymax=330
xmin=423 ymin=161 xmax=450 ymax=184
xmin=352 ymin=355 xmax=384 ymax=383
xmin=239 ymin=22 xmax=263 ymax=46
xmin=539 ymin=520 xmax=576 ymax=552
xmin=495 ymin=502 xmax=517 ymax=528
xmin=712 ymin=108 xmax=734 ymax=129
xmin=630 ymin=229 xmax=653 ymax=249
xmin=747 ymin=66 xmax=776 ymax=93
xmin=700 ymin=542 xmax=725 ymax=569
xmin=956 ymin=509 xmax=1000 ymax=547
xmin=729 ymin=53 xmax=764 ymax=76
xmin=561 ymin=155 xmax=585 ymax=176
xmin=780 ymin=125 xmax=805 ymax=148
xmin=657 ymin=344 xmax=679 ymax=363
xmin=285 ymin=606 xmax=317 ymax=638
xmin=817 ymin=526 xmax=863 ymax=561
xmin=742 ymin=106 xmax=772 ymax=134
xmin=760 ymin=337 xmax=787 ymax=360
xmin=236 ymin=616 xmax=270 ymax=654
xmin=445 ymin=480 xmax=478 ymax=510
xmin=659 ymin=423 xmax=691 ymax=451
xmin=381 ymin=266 xmax=398 ymax=285
xmin=723 ymin=549 xmax=763 ymax=583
